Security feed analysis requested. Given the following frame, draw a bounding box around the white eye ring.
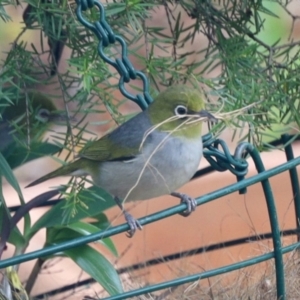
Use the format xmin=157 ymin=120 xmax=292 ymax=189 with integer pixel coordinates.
xmin=35 ymin=108 xmax=50 ymax=123
xmin=175 ymin=105 xmax=188 ymax=117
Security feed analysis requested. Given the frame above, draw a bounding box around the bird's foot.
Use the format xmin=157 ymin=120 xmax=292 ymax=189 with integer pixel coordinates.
xmin=123 ymin=210 xmax=143 ymax=238
xmin=171 ymin=192 xmax=197 ymax=217
xmin=114 ymin=197 xmax=142 ymax=237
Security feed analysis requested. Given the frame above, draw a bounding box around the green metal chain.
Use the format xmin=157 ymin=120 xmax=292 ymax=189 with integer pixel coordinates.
xmin=74 ymin=0 xmax=252 ymax=183
xmin=73 ymin=0 xmax=253 ymax=184
xmin=75 ymin=0 xmax=153 ymax=110
xmin=2 ymin=2 xmax=296 ymax=299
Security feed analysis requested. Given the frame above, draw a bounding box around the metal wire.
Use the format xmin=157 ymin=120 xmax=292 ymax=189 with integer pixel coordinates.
xmin=2 ymin=1 xmax=300 ymax=299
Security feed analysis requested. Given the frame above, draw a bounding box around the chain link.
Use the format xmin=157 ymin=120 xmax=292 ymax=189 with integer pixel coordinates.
xmin=75 ymin=0 xmax=152 ymax=110
xmin=74 ymin=0 xmax=249 ymax=182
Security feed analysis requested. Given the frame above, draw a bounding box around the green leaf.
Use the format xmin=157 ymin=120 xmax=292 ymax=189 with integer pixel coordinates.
xmin=0 ymin=152 xmax=30 ymax=233
xmin=90 ymin=212 xmax=111 ymax=228
xmin=2 ymin=142 xmax=62 ymax=170
xmin=0 ymin=190 xmax=25 ymax=248
xmin=46 ymin=226 xmax=121 ymax=295
xmin=29 ymin=186 xmax=115 ymax=237
xmin=47 ymin=221 xmax=118 ymax=257
xmin=65 ymin=245 xmax=123 ymax=296
xmin=70 ymin=221 xmax=118 ymax=256
xmin=0 ymin=152 xmax=23 ymax=200
xmin=89 ymin=213 xmax=118 ymax=256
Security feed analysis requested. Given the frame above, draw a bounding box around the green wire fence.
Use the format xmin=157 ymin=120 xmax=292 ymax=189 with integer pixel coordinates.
xmin=3 ymin=133 xmax=300 ymax=300
xmin=1 ymin=1 xmax=300 ymax=299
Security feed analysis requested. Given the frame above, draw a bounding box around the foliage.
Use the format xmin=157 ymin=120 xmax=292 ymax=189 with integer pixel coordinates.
xmin=0 ymin=0 xmax=300 ymax=298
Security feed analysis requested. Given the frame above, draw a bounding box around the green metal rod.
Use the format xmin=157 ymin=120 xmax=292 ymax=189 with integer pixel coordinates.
xmin=1 ymin=156 xmax=300 ymax=269
xmin=282 ymin=134 xmax=300 ymax=242
xmin=246 ymin=144 xmax=285 ymax=299
xmin=103 ymin=241 xmax=300 ymax=300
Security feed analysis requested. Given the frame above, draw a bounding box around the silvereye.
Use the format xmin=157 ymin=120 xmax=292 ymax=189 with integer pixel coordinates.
xmin=27 ymin=86 xmax=211 ymax=237
xmin=0 ymin=90 xmax=65 ymax=151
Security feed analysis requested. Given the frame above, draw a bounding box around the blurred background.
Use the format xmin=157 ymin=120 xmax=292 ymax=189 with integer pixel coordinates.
xmin=1 ymin=1 xmax=300 ymax=299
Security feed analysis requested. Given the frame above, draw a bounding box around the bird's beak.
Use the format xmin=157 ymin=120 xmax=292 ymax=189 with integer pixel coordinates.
xmin=48 ymin=112 xmax=77 ymax=123
xmin=198 ymin=110 xmax=217 ymax=121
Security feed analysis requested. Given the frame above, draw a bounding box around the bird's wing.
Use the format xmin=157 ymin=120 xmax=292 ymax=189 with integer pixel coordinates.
xmin=79 ymin=134 xmax=141 ymax=162
xmin=79 ymin=111 xmax=151 ymax=162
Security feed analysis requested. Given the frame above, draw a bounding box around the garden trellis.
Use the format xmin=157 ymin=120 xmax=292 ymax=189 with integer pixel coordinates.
xmin=1 ymin=1 xmax=300 ymax=299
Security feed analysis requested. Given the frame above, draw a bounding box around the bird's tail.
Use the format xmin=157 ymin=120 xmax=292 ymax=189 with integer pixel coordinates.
xmin=26 ymin=159 xmax=88 ymax=188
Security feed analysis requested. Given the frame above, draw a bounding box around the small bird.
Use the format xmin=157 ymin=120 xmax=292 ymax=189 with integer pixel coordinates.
xmin=27 ymin=86 xmax=212 ymax=237
xmin=0 ymin=89 xmax=66 ymax=152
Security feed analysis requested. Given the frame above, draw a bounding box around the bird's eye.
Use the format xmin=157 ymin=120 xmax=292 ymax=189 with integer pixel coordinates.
xmin=174 ymin=105 xmax=188 ymax=117
xmin=36 ymin=108 xmax=50 ymax=123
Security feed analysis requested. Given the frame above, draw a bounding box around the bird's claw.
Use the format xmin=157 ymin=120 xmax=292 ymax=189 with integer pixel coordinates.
xmin=171 ymin=192 xmax=197 ymax=217
xmin=123 ymin=211 xmax=143 ymax=238
xmin=114 ymin=197 xmax=143 ymax=237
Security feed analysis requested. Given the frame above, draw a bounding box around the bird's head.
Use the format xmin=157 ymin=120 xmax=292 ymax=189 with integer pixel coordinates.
xmin=0 ymin=90 xmax=69 ymax=147
xmin=147 ymin=86 xmax=213 ymax=139
xmin=29 ymin=91 xmax=67 ymax=124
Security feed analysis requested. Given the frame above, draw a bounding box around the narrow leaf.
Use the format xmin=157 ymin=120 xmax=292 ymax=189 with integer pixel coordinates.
xmin=29 ymin=186 xmax=115 ymax=236
xmin=65 ymin=245 xmax=123 ymax=295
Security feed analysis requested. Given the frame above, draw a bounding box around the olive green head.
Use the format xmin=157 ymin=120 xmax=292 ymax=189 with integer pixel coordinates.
xmin=29 ymin=91 xmax=58 ymax=123
xmin=2 ymin=91 xmax=61 ymax=124
xmin=0 ymin=90 xmax=67 ymax=150
xmin=147 ymin=86 xmax=207 ymax=139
